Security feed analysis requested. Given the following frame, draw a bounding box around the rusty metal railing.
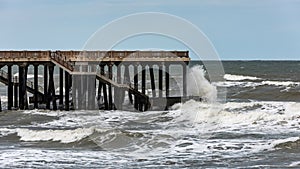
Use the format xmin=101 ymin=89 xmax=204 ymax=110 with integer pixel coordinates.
xmin=50 ymin=51 xmax=74 ymax=71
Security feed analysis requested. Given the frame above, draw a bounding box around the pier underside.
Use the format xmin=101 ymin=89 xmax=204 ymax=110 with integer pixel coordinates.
xmin=0 ymin=50 xmax=192 ymax=111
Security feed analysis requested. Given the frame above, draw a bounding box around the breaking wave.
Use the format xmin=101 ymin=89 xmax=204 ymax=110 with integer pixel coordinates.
xmin=187 ymin=65 xmax=217 ymax=102
xmin=224 ymin=74 xmax=261 ymax=81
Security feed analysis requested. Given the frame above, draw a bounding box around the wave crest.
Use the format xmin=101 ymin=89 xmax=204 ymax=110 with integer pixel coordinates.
xmin=224 ymin=74 xmax=261 ymax=81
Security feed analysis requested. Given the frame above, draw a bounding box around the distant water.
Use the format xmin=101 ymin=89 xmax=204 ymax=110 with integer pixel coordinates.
xmin=1 ymin=61 xmax=300 ymax=168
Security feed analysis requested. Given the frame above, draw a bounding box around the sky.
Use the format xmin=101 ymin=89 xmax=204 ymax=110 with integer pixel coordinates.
xmin=0 ymin=0 xmax=300 ymax=60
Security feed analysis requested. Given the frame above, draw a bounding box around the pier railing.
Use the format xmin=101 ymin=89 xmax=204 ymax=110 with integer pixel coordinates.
xmin=0 ymin=51 xmax=50 ymax=60
xmin=0 ymin=50 xmax=189 ymax=62
xmin=50 ymin=52 xmax=74 ymax=71
xmin=58 ymin=51 xmax=189 ymax=61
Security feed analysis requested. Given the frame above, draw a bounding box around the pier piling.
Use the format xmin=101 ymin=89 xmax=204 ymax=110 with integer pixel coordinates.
xmin=0 ymin=50 xmax=190 ymax=111
xmin=7 ymin=64 xmax=13 ymax=110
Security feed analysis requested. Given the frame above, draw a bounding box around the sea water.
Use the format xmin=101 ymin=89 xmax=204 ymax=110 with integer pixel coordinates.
xmin=0 ymin=61 xmax=300 ymax=168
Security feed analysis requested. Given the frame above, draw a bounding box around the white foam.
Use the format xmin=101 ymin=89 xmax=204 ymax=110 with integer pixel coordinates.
xmin=0 ymin=149 xmax=119 ymax=168
xmin=0 ymin=96 xmax=8 ymax=102
xmin=168 ymin=100 xmax=300 ymax=156
xmin=224 ymin=74 xmax=261 ymax=81
xmin=16 ymin=127 xmax=95 ymax=143
xmin=214 ymin=81 xmax=261 ymax=88
xmin=22 ymin=109 xmax=65 ymax=117
xmin=220 ymin=101 xmax=300 ymax=128
xmin=175 ymin=99 xmax=300 ymax=133
xmin=55 ymin=87 xmax=65 ymax=93
xmin=13 ymin=73 xmax=43 ymax=79
xmin=0 ymin=128 xmax=16 ymax=137
xmin=215 ymin=79 xmax=300 ymax=88
xmin=187 ymin=65 xmax=217 ymax=102
xmin=262 ymin=80 xmax=300 ymax=86
xmin=290 ymin=161 xmax=300 ymax=167
xmin=271 ymin=137 xmax=300 ymax=148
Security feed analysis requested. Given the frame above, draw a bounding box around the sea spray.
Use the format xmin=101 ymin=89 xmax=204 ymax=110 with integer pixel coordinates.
xmin=186 ymin=65 xmax=222 ymax=125
xmin=172 ymin=65 xmax=222 ymax=126
xmin=187 ymin=65 xmax=217 ymax=102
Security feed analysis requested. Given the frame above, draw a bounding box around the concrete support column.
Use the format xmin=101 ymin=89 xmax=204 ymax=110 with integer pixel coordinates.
xmin=124 ymin=64 xmax=132 ymax=104
xmin=114 ymin=63 xmax=122 ymax=110
xmin=14 ymin=80 xmax=18 ymax=108
xmin=142 ymin=65 xmax=146 ymax=95
xmin=87 ymin=73 xmax=96 ymax=110
xmin=34 ymin=64 xmax=39 ymax=109
xmin=44 ymin=65 xmax=48 ymax=104
xmin=88 ymin=64 xmax=96 ymax=110
xmin=100 ymin=64 xmax=108 ymax=109
xmin=59 ymin=68 xmax=64 ymax=109
xmin=149 ymin=66 xmax=156 ymax=97
xmin=19 ymin=64 xmax=28 ymax=110
xmin=82 ymin=65 xmax=88 ymax=110
xmin=108 ymin=63 xmax=113 ymax=110
xmin=76 ymin=74 xmax=83 ymax=110
xmin=182 ymin=62 xmax=187 ymax=97
xmin=7 ymin=65 xmax=13 ymax=110
xmin=165 ymin=63 xmax=170 ymax=97
xmin=48 ymin=64 xmax=57 ymax=110
xmin=97 ymin=70 xmax=103 ymax=108
xmin=65 ymin=71 xmax=70 ymax=111
xmin=158 ymin=64 xmax=163 ymax=98
xmin=134 ymin=64 xmax=139 ymax=110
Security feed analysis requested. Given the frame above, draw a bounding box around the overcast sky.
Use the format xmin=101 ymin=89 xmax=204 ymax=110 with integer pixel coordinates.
xmin=0 ymin=0 xmax=299 ymax=60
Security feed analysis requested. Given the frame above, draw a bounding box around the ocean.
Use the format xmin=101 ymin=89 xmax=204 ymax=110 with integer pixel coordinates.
xmin=0 ymin=61 xmax=300 ymax=168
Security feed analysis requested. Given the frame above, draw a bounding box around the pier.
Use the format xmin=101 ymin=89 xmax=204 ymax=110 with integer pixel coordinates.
xmin=0 ymin=50 xmax=193 ymax=111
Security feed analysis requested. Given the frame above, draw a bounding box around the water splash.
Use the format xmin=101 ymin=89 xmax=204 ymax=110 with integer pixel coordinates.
xmin=187 ymin=65 xmax=217 ymax=102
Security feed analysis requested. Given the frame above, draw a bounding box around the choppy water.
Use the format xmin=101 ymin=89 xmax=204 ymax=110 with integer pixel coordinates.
xmin=1 ymin=61 xmax=300 ymax=168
